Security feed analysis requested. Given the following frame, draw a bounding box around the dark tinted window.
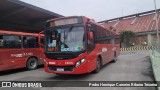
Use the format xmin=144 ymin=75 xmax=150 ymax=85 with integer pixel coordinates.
xmin=90 ymin=24 xmax=113 ymax=44
xmin=23 ymin=36 xmax=39 ymax=48
xmin=41 ymin=37 xmax=45 ymax=45
xmin=0 ymin=35 xmax=21 ymax=49
xmin=0 ymin=35 xmax=3 ymax=48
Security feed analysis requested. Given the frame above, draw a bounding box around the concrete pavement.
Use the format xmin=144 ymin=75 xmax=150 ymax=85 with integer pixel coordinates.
xmin=0 ymin=51 xmax=156 ymax=90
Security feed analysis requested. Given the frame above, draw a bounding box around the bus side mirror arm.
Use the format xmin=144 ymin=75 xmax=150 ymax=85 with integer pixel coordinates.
xmin=88 ymin=31 xmax=93 ymax=40
xmin=38 ymin=31 xmax=44 ymax=47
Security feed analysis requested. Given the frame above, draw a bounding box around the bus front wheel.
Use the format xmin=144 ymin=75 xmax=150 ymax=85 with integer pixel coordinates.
xmin=93 ymin=58 xmax=101 ymax=73
xmin=26 ymin=58 xmax=38 ymax=70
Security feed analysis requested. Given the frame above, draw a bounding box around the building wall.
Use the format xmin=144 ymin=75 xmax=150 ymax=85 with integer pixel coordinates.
xmin=134 ymin=35 xmax=148 ymax=46
xmin=151 ymin=34 xmax=159 ymax=41
xmin=129 ymin=33 xmax=160 ymax=46
xmin=121 ymin=34 xmax=160 ymax=48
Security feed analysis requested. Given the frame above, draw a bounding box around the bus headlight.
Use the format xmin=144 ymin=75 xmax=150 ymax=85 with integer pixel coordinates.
xmin=81 ymin=58 xmax=85 ymax=63
xmin=75 ymin=61 xmax=81 ymax=67
xmin=75 ymin=58 xmax=86 ymax=67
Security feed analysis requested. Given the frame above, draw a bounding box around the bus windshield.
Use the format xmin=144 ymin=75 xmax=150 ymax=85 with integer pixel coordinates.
xmin=46 ymin=26 xmax=85 ymax=52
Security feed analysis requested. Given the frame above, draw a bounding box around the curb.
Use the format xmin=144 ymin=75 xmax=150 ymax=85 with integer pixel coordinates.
xmin=121 ymin=46 xmax=156 ymax=51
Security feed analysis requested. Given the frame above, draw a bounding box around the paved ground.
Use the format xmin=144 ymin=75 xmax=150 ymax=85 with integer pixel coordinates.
xmin=0 ymin=51 xmax=156 ymax=90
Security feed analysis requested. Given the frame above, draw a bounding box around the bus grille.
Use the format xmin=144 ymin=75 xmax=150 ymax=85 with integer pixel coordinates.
xmin=48 ymin=65 xmax=74 ymax=72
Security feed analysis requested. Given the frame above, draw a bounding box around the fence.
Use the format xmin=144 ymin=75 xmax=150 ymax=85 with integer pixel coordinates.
xmin=150 ymin=41 xmax=160 ymax=90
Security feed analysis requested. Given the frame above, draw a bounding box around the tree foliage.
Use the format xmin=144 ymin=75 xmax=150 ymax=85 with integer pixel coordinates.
xmin=119 ymin=31 xmax=135 ymax=47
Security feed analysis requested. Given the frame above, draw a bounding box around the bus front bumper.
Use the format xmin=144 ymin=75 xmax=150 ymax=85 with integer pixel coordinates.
xmin=44 ymin=60 xmax=89 ymax=74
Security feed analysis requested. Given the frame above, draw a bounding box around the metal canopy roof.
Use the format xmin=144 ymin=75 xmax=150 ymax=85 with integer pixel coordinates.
xmin=101 ymin=9 xmax=160 ymax=34
xmin=0 ymin=0 xmax=63 ymax=33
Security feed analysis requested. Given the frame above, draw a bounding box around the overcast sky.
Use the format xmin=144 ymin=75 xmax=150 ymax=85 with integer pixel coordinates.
xmin=20 ymin=0 xmax=160 ymax=22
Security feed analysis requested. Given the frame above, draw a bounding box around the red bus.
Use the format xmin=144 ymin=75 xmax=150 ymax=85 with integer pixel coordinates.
xmin=0 ymin=30 xmax=44 ymax=71
xmin=42 ymin=16 xmax=120 ymax=74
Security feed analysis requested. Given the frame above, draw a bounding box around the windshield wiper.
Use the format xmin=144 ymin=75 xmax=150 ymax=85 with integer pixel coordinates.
xmin=68 ymin=26 xmax=73 ymax=32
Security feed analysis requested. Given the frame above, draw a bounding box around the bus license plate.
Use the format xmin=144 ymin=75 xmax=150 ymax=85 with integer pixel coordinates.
xmin=57 ymin=68 xmax=64 ymax=71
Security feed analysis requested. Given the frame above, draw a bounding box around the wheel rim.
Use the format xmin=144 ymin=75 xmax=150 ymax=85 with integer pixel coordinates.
xmin=96 ymin=60 xmax=100 ymax=70
xmin=30 ymin=60 xmax=37 ymax=68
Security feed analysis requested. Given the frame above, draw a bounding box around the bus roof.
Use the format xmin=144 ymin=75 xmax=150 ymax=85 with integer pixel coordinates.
xmin=47 ymin=16 xmax=118 ymax=36
xmin=47 ymin=16 xmax=79 ymax=22
xmin=47 ymin=16 xmax=117 ymax=35
xmin=0 ymin=30 xmax=39 ymax=36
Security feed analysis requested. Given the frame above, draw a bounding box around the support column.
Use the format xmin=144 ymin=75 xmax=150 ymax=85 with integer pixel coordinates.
xmin=147 ymin=34 xmax=152 ymax=46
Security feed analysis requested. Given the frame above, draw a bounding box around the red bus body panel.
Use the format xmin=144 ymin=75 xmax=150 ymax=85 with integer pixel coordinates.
xmin=44 ymin=44 xmax=120 ymax=74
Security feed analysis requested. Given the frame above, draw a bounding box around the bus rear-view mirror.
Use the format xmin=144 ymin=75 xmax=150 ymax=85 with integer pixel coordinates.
xmin=88 ymin=31 xmax=93 ymax=40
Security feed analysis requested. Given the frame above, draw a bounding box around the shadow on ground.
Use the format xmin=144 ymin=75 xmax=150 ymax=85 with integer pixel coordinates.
xmin=0 ymin=65 xmax=44 ymax=76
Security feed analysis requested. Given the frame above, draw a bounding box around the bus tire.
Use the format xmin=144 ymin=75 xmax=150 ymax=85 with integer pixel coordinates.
xmin=93 ymin=58 xmax=101 ymax=73
xmin=112 ymin=52 xmax=117 ymax=63
xmin=26 ymin=58 xmax=38 ymax=70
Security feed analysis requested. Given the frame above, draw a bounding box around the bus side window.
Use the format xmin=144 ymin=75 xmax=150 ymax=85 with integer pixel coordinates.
xmin=0 ymin=35 xmax=3 ymax=48
xmin=3 ymin=35 xmax=21 ymax=49
xmin=111 ymin=38 xmax=115 ymax=44
xmin=23 ymin=36 xmax=39 ymax=48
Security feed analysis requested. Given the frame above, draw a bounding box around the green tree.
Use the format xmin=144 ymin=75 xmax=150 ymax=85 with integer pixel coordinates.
xmin=119 ymin=31 xmax=135 ymax=47
xmin=109 ymin=26 xmax=113 ymax=30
